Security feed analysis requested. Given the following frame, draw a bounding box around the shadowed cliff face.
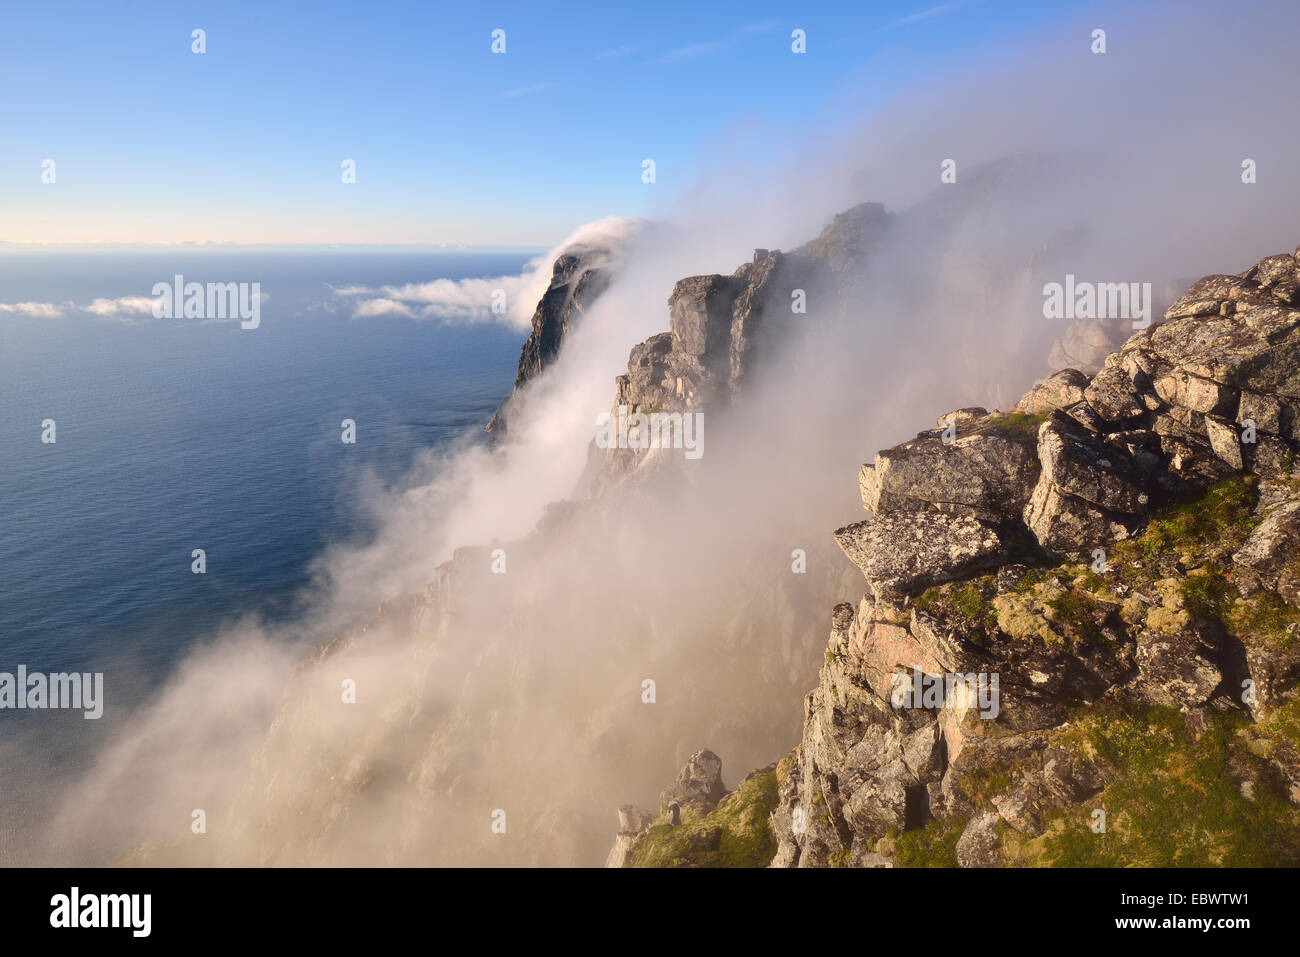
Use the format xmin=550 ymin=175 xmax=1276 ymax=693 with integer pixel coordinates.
xmin=486 ymin=245 xmax=614 ymax=438
xmin=20 ymin=0 xmax=1300 ymax=868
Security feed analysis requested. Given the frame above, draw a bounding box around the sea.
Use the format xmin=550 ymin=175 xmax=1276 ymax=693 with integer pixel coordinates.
xmin=0 ymin=248 xmax=531 ymax=809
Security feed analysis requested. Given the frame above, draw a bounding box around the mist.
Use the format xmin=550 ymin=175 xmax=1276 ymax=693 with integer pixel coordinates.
xmin=14 ymin=0 xmax=1300 ymax=866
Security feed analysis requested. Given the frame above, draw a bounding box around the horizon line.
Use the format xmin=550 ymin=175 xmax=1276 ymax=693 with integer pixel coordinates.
xmin=0 ymin=241 xmax=550 ymax=252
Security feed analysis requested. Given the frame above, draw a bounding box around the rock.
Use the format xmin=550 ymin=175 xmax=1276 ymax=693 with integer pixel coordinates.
xmin=992 ymin=775 xmax=1047 ymax=834
xmin=487 ymin=247 xmax=612 ymax=437
xmin=1134 ymin=625 xmax=1222 ymax=709
xmin=659 ymin=749 xmax=727 ymax=819
xmin=1163 ymin=274 xmax=1254 ymax=319
xmin=1042 ymin=752 xmax=1107 ymax=804
xmin=1035 ymin=411 xmax=1150 ymax=513
xmin=605 ymin=805 xmax=654 ymax=867
xmin=835 ymin=511 xmax=1008 ymax=598
xmin=1023 ymin=411 xmax=1149 ymax=557
xmin=955 ymin=810 xmax=1004 ymax=868
xmin=669 ymin=275 xmax=737 ymax=358
xmin=1205 ymin=416 xmax=1245 ymax=469
xmin=1083 ymin=364 xmax=1146 ymax=422
xmin=1233 ymin=499 xmax=1300 ymax=607
xmin=1147 ymin=302 xmax=1300 ymax=400
xmin=859 ymin=417 xmax=1041 ymax=521
xmin=1254 ymin=253 xmax=1300 ymax=306
xmin=1237 ymin=390 xmax=1287 ymax=436
xmin=1233 ymin=500 xmax=1300 ymax=575
xmin=1016 ymin=369 xmax=1091 ymax=415
xmin=936 ymin=407 xmax=988 ymax=429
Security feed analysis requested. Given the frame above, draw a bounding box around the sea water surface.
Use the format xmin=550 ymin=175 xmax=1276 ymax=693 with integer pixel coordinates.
xmin=0 ymin=249 xmax=531 ymax=830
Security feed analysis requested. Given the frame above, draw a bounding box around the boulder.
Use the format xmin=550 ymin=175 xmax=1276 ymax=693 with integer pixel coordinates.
xmin=859 ymin=417 xmax=1040 ymax=521
xmin=1015 ymin=369 xmax=1091 ymax=416
xmin=659 ymin=749 xmax=727 ymax=819
xmin=1023 ymin=411 xmax=1149 ymax=557
xmin=835 ymin=511 xmax=1008 ymax=598
xmin=955 ymin=810 xmax=1004 ymax=868
xmin=1133 ymin=624 xmax=1222 ymax=709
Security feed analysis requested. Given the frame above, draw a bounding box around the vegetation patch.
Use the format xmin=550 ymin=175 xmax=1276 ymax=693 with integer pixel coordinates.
xmin=892 ymin=814 xmax=968 ymax=867
xmin=627 ymin=770 xmax=780 ymax=868
xmin=1041 ymin=701 xmax=1300 ymax=867
xmin=914 ymin=574 xmax=1000 ymax=638
xmin=984 ymin=412 xmax=1047 ymax=445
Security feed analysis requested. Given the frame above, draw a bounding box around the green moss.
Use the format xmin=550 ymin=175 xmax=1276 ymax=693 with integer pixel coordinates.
xmin=985 ymin=411 xmax=1048 ymax=445
xmin=893 ymin=814 xmax=968 ymax=867
xmin=1261 ymin=692 xmax=1300 ymax=750
xmin=1128 ymin=476 xmax=1259 ymax=567
xmin=1230 ymin=589 xmax=1300 ymax=651
xmin=627 ymin=770 xmax=780 ymax=868
xmin=1043 ymin=587 xmax=1107 ymax=642
xmin=914 ymin=574 xmax=999 ymax=637
xmin=1041 ymin=701 xmax=1300 ymax=867
xmin=1178 ymin=564 xmax=1236 ymax=621
xmin=958 ymin=766 xmax=1015 ymax=808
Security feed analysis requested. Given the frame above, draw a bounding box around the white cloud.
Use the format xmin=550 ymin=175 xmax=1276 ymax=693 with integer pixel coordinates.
xmin=334 ymin=216 xmax=642 ymax=330
xmin=84 ymin=296 xmax=156 ymax=317
xmin=351 ymin=298 xmax=419 ymax=319
xmin=0 ymin=301 xmax=65 ymax=318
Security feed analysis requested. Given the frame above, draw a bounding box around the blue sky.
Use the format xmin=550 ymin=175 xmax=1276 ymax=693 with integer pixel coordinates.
xmin=0 ymin=0 xmax=1089 ymax=245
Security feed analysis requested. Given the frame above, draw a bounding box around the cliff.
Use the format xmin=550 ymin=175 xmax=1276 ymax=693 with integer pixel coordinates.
xmin=485 ymin=242 xmax=613 ymax=438
xmin=588 ymin=202 xmax=889 ymax=491
xmin=613 ymin=245 xmax=1300 ymax=867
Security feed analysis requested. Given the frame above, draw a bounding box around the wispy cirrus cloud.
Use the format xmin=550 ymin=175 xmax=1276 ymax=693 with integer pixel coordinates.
xmin=877 ymin=3 xmax=959 ymax=32
xmin=596 ymin=42 xmax=642 ymax=61
xmin=660 ymin=20 xmax=781 ymax=63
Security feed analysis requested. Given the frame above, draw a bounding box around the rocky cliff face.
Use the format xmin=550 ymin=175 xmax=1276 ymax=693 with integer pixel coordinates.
xmin=486 ymin=244 xmax=613 ymax=438
xmin=590 ymin=203 xmax=889 ymax=489
xmin=614 ymin=245 xmax=1300 ymax=867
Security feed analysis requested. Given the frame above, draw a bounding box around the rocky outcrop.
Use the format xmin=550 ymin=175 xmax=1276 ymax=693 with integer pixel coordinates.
xmin=607 ymin=753 xmax=781 ymax=868
xmin=486 ymin=245 xmax=613 ymax=438
xmin=764 ymin=245 xmax=1300 ymax=868
xmin=605 ymin=805 xmax=654 ymax=868
xmin=659 ymin=749 xmax=727 ymax=821
xmin=592 ymin=203 xmax=891 ymax=486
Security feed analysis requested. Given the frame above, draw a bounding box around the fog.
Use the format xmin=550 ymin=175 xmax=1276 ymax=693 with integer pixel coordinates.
xmin=14 ymin=0 xmax=1300 ymax=865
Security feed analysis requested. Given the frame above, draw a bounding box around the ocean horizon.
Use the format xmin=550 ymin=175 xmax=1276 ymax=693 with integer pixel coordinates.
xmin=0 ymin=248 xmax=532 ymax=703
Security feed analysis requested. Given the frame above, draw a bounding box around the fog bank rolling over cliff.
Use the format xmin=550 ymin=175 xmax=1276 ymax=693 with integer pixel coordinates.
xmin=23 ymin=0 xmax=1300 ymax=865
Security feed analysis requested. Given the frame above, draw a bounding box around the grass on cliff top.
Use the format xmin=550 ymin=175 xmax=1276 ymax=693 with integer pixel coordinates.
xmin=626 ymin=769 xmax=779 ymax=868
xmin=916 ymin=476 xmax=1300 ymax=651
xmin=913 ymin=574 xmax=1000 ymax=642
xmin=891 ymin=814 xmax=968 ymax=867
xmin=983 ymin=411 xmax=1047 ymax=445
xmin=1114 ymin=475 xmax=1259 ymax=572
xmin=1042 ymin=701 xmax=1300 ymax=867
